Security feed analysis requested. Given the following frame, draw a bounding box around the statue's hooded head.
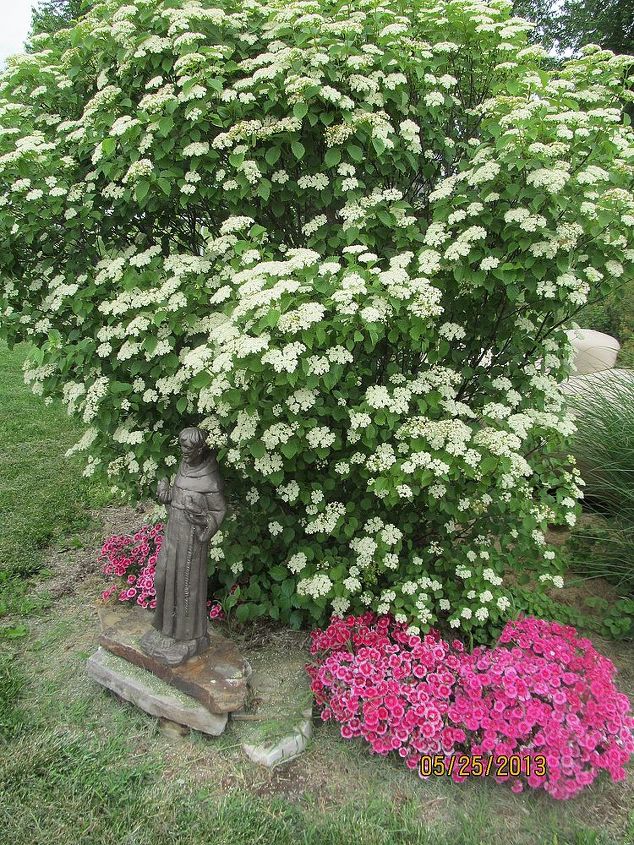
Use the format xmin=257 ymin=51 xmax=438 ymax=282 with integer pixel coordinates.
xmin=178 ymin=427 xmax=210 ymax=466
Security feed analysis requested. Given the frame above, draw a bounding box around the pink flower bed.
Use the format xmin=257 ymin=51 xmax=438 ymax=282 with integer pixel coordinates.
xmin=98 ymin=524 xmax=224 ymax=622
xmin=307 ymin=614 xmax=634 ymax=799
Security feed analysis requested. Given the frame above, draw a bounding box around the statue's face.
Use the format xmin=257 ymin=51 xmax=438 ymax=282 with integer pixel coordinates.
xmin=181 ymin=442 xmax=204 ymax=465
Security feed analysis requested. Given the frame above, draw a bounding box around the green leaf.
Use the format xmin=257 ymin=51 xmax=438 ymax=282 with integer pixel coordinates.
xmin=269 ymin=565 xmax=287 ymax=582
xmin=291 ymin=141 xmax=305 ymax=160
xmin=101 ymin=137 xmax=116 ymax=155
xmin=372 ymin=137 xmax=386 ymax=155
xmin=158 ymin=116 xmax=173 ymax=136
xmin=262 ymin=308 xmax=280 ymax=328
xmin=324 ymin=148 xmax=341 ymax=168
xmin=289 ymin=611 xmax=303 ymax=629
xmin=235 ymin=603 xmax=252 ymax=623
xmin=280 ymin=440 xmax=298 ymax=458
xmin=190 ymin=371 xmax=212 ymax=389
xmin=347 ymin=143 xmax=363 ymax=162
xmin=249 ymin=441 xmax=266 ymax=458
xmin=110 ymin=381 xmax=129 ymax=395
xmin=247 ymin=581 xmax=262 ymax=601
xmin=265 ymin=146 xmax=281 ymax=166
xmin=281 ymin=579 xmax=295 ymax=598
xmin=250 ymin=223 xmax=267 ymax=239
xmin=135 ymin=181 xmax=150 ymax=202
xmin=293 ymin=102 xmax=308 ymax=120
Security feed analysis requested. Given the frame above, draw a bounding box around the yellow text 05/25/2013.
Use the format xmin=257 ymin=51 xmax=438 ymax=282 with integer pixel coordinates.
xmin=419 ymin=754 xmax=547 ymax=779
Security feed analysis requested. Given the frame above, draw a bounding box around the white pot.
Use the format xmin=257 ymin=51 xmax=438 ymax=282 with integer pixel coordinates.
xmin=566 ymin=328 xmax=620 ymax=375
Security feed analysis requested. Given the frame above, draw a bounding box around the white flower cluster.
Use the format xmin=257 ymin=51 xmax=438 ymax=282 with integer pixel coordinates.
xmin=1 ymin=0 xmax=629 ymax=636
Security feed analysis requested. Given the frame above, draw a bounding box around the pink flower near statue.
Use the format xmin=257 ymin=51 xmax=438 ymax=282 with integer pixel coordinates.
xmin=99 ymin=524 xmax=224 ymax=623
xmin=207 ymin=600 xmax=225 ymax=621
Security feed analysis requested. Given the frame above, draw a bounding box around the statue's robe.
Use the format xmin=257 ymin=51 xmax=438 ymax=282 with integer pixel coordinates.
xmin=152 ymin=455 xmax=226 ymax=641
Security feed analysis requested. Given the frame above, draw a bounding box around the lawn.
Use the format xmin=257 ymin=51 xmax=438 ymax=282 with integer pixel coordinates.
xmin=0 ymin=342 xmax=114 ymax=625
xmin=0 ymin=341 xmax=633 ymax=845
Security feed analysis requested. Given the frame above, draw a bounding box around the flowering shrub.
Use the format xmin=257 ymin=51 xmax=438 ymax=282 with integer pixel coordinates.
xmin=451 ymin=617 xmax=634 ymax=798
xmin=99 ymin=523 xmax=224 ymax=620
xmin=1 ymin=0 xmax=634 ymax=634
xmin=308 ymin=612 xmax=465 ymax=770
xmin=100 ymin=523 xmax=163 ymax=609
xmin=308 ymin=614 xmax=634 ymax=798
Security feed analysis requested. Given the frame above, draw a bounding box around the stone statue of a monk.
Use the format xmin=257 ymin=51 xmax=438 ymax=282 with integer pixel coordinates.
xmin=140 ymin=427 xmax=226 ymax=666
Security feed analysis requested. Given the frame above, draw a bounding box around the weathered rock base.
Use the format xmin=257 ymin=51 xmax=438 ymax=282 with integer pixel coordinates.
xmin=231 ymin=634 xmax=314 ymax=767
xmin=139 ymin=627 xmax=210 ymax=667
xmin=87 ymin=647 xmax=228 ymax=736
xmin=98 ymin=605 xmax=250 ymax=714
xmin=88 ymin=608 xmax=316 ymax=766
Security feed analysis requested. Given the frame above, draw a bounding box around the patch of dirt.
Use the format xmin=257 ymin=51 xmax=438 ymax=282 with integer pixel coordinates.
xmin=556 ymin=575 xmax=621 ymax=607
xmin=250 ymin=757 xmax=315 ymax=800
xmin=33 ymin=503 xmax=152 ymax=603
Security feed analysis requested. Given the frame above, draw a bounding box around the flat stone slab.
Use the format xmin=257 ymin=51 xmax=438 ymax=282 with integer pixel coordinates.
xmin=98 ymin=605 xmax=249 ymax=714
xmin=231 ymin=633 xmax=314 ymax=767
xmin=87 ymin=647 xmax=228 ymax=736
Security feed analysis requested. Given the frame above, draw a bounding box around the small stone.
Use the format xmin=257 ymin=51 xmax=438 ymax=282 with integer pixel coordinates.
xmin=87 ymin=647 xmax=228 ymax=736
xmin=159 ymin=718 xmax=190 ymax=739
xmin=241 ymin=718 xmax=313 ymax=768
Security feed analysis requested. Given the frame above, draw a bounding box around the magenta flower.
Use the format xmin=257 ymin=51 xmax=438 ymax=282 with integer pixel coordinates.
xmin=307 ymin=614 xmax=634 ymax=800
xmin=98 ymin=523 xmax=225 ymax=623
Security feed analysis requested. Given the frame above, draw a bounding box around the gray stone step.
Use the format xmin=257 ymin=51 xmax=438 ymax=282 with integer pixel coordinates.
xmin=87 ymin=647 xmax=228 ymax=736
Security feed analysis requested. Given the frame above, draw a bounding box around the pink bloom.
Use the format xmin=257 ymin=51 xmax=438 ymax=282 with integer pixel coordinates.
xmin=306 ymin=613 xmax=634 ymax=801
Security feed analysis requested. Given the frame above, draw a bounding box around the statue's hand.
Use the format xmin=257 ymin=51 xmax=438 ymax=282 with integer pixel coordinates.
xmin=197 ymin=522 xmax=215 ymax=543
xmin=157 ymin=479 xmax=171 ymax=504
xmin=185 ymin=508 xmax=208 ymax=528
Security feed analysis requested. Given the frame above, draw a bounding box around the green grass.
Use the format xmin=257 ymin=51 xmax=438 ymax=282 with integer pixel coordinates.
xmin=0 ymin=342 xmax=111 ymax=622
xmin=0 ymin=760 xmax=617 ymax=845
xmin=0 ymin=341 xmax=633 ymax=845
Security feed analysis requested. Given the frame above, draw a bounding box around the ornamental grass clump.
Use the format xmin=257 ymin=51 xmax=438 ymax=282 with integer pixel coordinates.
xmin=566 ymin=370 xmax=634 ymax=593
xmin=1 ymin=0 xmax=633 ymax=635
xmin=308 ymin=614 xmax=634 ymax=799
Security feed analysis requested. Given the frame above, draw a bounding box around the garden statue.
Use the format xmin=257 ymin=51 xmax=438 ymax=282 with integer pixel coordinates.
xmin=140 ymin=427 xmax=227 ymax=666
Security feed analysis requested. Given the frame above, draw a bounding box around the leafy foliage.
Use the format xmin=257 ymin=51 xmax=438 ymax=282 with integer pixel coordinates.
xmin=30 ymin=0 xmax=91 ymax=39
xmin=0 ymin=0 xmax=633 ymax=637
xmin=514 ymin=0 xmax=634 ymax=56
